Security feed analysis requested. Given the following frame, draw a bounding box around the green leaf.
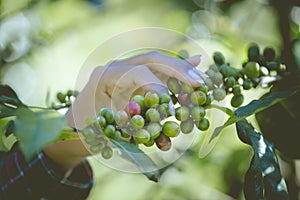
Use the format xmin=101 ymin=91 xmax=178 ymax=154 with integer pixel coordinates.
xmin=110 ymin=138 xmax=160 ymax=182
xmin=0 ymin=119 xmax=17 ymax=151
xmin=210 ymin=85 xmax=300 ymax=142
xmin=236 ymin=119 xmax=289 ymax=200
xmin=14 ymin=107 xmax=66 ymax=161
xmin=0 ymin=85 xmax=25 ymax=107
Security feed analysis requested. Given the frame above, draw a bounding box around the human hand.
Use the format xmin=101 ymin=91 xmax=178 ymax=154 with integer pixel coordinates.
xmin=66 ymin=51 xmax=206 ymax=129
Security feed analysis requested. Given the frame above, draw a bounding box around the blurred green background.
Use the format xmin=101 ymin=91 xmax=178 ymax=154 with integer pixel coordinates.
xmin=1 ymin=0 xmax=298 ymax=199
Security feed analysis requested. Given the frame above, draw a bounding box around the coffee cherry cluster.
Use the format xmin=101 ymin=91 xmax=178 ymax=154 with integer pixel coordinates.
xmin=204 ymin=43 xmax=286 ymax=107
xmin=51 ymin=89 xmax=79 ymax=109
xmin=81 ymin=44 xmax=286 ymax=159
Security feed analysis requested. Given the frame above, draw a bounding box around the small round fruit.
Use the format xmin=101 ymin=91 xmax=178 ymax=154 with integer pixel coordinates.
xmin=266 ymin=61 xmax=280 ymax=71
xmin=196 ymin=118 xmax=210 ymax=131
xmin=157 ymin=104 xmax=169 ymax=118
xmin=120 ymin=128 xmax=131 ymax=138
xmin=146 ymin=122 xmax=161 ymax=139
xmin=85 ymin=137 xmax=99 ymax=146
xmin=213 ymin=51 xmax=225 ymax=65
xmin=175 ymin=106 xmax=190 ymax=121
xmin=167 ymin=77 xmax=181 ymax=94
xmin=177 ymin=92 xmax=190 ymax=105
xmin=245 ymin=62 xmax=260 ymax=79
xmin=243 ymin=79 xmax=253 ymax=90
xmin=181 ymin=82 xmax=194 ymax=94
xmin=144 ymin=139 xmax=155 ymax=147
xmin=211 ymin=72 xmax=223 ymax=86
xmin=232 ymin=85 xmax=243 ymax=95
xmin=162 ymin=121 xmax=180 ymax=137
xmin=114 ymin=110 xmax=129 ymax=127
xmin=225 ymin=77 xmax=236 ymax=88
xmin=104 ymin=125 xmax=116 ymax=138
xmin=100 ymin=108 xmax=115 ymax=124
xmin=159 ymin=92 xmax=171 ymax=104
xmin=206 ymin=69 xmax=215 ymax=78
xmin=213 ymin=88 xmax=226 ymax=101
xmin=90 ymin=144 xmax=103 ymax=153
xmin=82 ymin=127 xmax=96 ymax=138
xmin=131 ymin=115 xmax=145 ymax=129
xmin=97 ymin=116 xmax=106 ymax=128
xmin=204 ymin=94 xmax=213 ymax=105
xmin=219 ymin=64 xmax=231 ymax=77
xmin=209 ymin=64 xmax=219 ymax=72
xmin=231 ymin=94 xmax=244 ymax=108
xmin=195 ymin=84 xmax=209 ymax=94
xmin=248 ymin=43 xmax=260 ymax=61
xmin=67 ymin=90 xmax=73 ymax=97
xmin=134 ymin=129 xmax=151 ymax=144
xmin=57 ymin=92 xmax=66 ymax=103
xmin=263 ymin=47 xmax=275 ymax=62
xmin=144 ymin=91 xmax=160 ymax=107
xmin=204 ymin=78 xmax=214 ymax=90
xmin=190 ymin=91 xmax=207 ymax=105
xmin=155 ymin=134 xmax=171 ymax=151
xmin=180 ymin=118 xmax=194 ymax=134
xmin=101 ymin=146 xmax=113 ymax=159
xmin=145 ymin=108 xmax=160 ymax=122
xmin=125 ymin=101 xmax=141 ymax=117
xmin=191 ymin=106 xmax=206 ymax=121
xmin=131 ymin=95 xmax=145 ymax=110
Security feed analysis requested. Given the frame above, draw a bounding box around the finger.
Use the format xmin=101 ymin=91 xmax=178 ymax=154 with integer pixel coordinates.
xmin=109 ymin=65 xmax=174 ymax=111
xmin=186 ymin=55 xmax=201 ymax=66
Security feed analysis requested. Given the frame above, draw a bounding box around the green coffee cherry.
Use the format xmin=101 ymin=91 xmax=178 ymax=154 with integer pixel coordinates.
xmin=204 ymin=78 xmax=214 ymax=90
xmin=167 ymin=78 xmax=181 ymax=94
xmin=196 ymin=118 xmax=210 ymax=131
xmin=90 ymin=144 xmax=103 ymax=153
xmin=244 ymin=62 xmax=260 ymax=79
xmin=101 ymin=146 xmax=113 ymax=159
xmin=97 ymin=116 xmax=107 ymax=128
xmin=146 ymin=122 xmax=161 ymax=139
xmin=206 ymin=69 xmax=215 ymax=78
xmin=175 ymin=106 xmax=190 ymax=121
xmin=131 ymin=95 xmax=145 ymax=110
xmin=162 ymin=121 xmax=180 ymax=137
xmin=231 ymin=94 xmax=244 ymax=108
xmin=204 ymin=94 xmax=213 ymax=105
xmin=180 ymin=118 xmax=194 ymax=134
xmin=213 ymin=51 xmax=225 ymax=65
xmin=85 ymin=137 xmax=100 ymax=146
xmin=213 ymin=88 xmax=226 ymax=101
xmin=209 ymin=64 xmax=219 ymax=72
xmin=211 ymin=72 xmax=223 ymax=86
xmin=225 ymin=77 xmax=236 ymax=88
xmin=144 ymin=139 xmax=155 ymax=147
xmin=100 ymin=108 xmax=115 ymax=124
xmin=232 ymin=85 xmax=243 ymax=95
xmin=145 ymin=108 xmax=160 ymax=122
xmin=130 ymin=115 xmax=145 ymax=129
xmin=159 ymin=93 xmax=171 ymax=104
xmin=114 ymin=110 xmax=129 ymax=127
xmin=104 ymin=125 xmax=116 ymax=138
xmin=219 ymin=64 xmax=231 ymax=77
xmin=195 ymin=84 xmax=209 ymax=94
xmin=120 ymin=128 xmax=131 ymax=138
xmin=134 ymin=129 xmax=151 ymax=144
xmin=144 ymin=91 xmax=160 ymax=107
xmin=191 ymin=106 xmax=206 ymax=121
xmin=263 ymin=47 xmax=275 ymax=62
xmin=57 ymin=92 xmax=66 ymax=103
xmin=181 ymin=82 xmax=194 ymax=94
xmin=242 ymin=79 xmax=253 ymax=90
xmin=190 ymin=91 xmax=207 ymax=105
xmin=248 ymin=43 xmax=260 ymax=61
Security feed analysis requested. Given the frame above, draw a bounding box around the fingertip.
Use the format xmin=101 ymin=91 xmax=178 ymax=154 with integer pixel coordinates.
xmin=186 ymin=55 xmax=201 ymax=66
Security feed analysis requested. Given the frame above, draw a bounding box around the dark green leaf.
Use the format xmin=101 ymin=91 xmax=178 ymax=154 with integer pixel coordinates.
xmin=236 ymin=119 xmax=289 ymax=200
xmin=110 ymin=138 xmax=160 ymax=182
xmin=0 ymin=119 xmax=17 ymax=151
xmin=0 ymin=85 xmax=25 ymax=107
xmin=0 ymin=105 xmax=17 ymax=118
xmin=14 ymin=107 xmax=66 ymax=161
xmin=210 ymin=85 xmax=300 ymax=142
